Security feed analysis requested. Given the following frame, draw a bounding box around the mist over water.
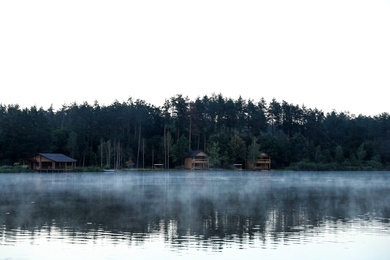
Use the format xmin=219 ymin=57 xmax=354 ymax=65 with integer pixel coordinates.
xmin=1 ymin=171 xmax=390 ymax=259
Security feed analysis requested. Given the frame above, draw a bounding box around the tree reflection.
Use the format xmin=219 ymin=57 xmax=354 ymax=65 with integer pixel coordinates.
xmin=1 ymin=172 xmax=390 ymax=249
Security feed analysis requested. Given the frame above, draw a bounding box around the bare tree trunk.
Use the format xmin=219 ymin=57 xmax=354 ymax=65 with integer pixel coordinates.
xmin=82 ymin=150 xmax=85 ymax=168
xmin=151 ymin=146 xmax=154 ymax=169
xmin=107 ymin=140 xmax=111 ymax=168
xmin=167 ymin=131 xmax=171 ymax=169
xmin=113 ymin=139 xmax=116 ymax=169
xmin=189 ymin=114 xmax=192 ymax=152
xmin=99 ymin=139 xmax=104 ymax=168
xmin=137 ymin=125 xmax=141 ymax=168
xmin=164 ymin=124 xmax=167 ymax=169
xmin=203 ymin=132 xmax=207 ymax=151
xmin=142 ymin=138 xmax=145 ymax=169
xmin=115 ymin=139 xmax=121 ymax=169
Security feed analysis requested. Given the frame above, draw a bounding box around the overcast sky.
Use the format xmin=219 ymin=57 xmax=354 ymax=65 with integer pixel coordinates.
xmin=1 ymin=0 xmax=389 ymax=116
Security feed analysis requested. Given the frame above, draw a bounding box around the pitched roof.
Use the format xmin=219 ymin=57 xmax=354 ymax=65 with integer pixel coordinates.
xmin=38 ymin=153 xmax=77 ymax=162
xmin=259 ymin=152 xmax=271 ymax=158
xmin=187 ymin=150 xmax=207 ymax=157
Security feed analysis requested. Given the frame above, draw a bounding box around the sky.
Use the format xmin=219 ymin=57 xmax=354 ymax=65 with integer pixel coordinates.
xmin=1 ymin=0 xmax=389 ymax=116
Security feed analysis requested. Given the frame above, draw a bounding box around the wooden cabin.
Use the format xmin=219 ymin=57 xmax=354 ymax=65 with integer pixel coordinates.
xmin=184 ymin=150 xmax=209 ymax=170
xmin=246 ymin=152 xmax=271 ymax=170
xmin=27 ymin=153 xmax=77 ymax=172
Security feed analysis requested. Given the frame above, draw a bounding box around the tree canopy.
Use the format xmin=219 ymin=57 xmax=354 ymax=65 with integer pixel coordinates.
xmin=1 ymin=94 xmax=389 ymax=170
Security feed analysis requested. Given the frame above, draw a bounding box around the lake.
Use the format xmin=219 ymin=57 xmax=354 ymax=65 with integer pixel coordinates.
xmin=1 ymin=171 xmax=390 ymax=259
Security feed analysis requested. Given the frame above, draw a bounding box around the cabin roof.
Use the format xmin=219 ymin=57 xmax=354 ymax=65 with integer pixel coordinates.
xmin=187 ymin=150 xmax=207 ymax=157
xmin=260 ymin=152 xmax=271 ymax=158
xmin=36 ymin=153 xmax=77 ymax=162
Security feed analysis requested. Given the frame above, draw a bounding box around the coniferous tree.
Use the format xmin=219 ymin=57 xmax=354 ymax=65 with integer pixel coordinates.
xmin=1 ymin=94 xmax=390 ymax=170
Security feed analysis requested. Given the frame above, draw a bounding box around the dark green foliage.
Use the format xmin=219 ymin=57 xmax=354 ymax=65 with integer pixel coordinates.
xmin=228 ymin=133 xmax=247 ymax=165
xmin=0 ymin=95 xmax=389 ymax=170
xmin=247 ymin=138 xmax=260 ymax=169
xmin=207 ymin=141 xmax=222 ymax=168
xmin=170 ymin=135 xmax=189 ymax=165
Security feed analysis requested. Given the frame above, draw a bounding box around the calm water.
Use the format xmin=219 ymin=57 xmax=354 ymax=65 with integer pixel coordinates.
xmin=1 ymin=171 xmax=390 ymax=259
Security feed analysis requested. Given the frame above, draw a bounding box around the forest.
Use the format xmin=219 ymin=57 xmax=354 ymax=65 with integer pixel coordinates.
xmin=0 ymin=94 xmax=389 ymax=171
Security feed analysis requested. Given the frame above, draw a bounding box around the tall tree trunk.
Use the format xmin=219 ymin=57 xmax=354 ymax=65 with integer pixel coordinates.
xmin=82 ymin=152 xmax=85 ymax=167
xmin=115 ymin=139 xmax=121 ymax=169
xmin=100 ymin=139 xmax=104 ymax=168
xmin=203 ymin=132 xmax=207 ymax=151
xmin=188 ymin=114 xmax=192 ymax=151
xmin=142 ymin=138 xmax=145 ymax=169
xmin=151 ymin=146 xmax=154 ymax=169
xmin=164 ymin=124 xmax=167 ymax=169
xmin=137 ymin=125 xmax=141 ymax=168
xmin=167 ymin=131 xmax=171 ymax=169
xmin=107 ymin=140 xmax=111 ymax=168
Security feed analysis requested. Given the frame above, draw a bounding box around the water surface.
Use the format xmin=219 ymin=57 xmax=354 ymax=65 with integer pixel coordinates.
xmin=1 ymin=171 xmax=390 ymax=259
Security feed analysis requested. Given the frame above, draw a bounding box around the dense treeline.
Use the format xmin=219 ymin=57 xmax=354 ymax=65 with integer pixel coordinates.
xmin=1 ymin=94 xmax=389 ymax=170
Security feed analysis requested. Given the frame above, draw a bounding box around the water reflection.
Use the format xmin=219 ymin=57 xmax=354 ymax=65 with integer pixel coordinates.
xmin=1 ymin=171 xmax=390 ymax=257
